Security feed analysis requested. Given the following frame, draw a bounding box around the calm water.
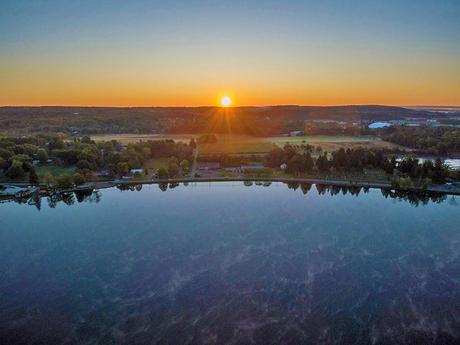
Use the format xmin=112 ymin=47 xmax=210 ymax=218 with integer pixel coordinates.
xmin=1 ymin=182 xmax=459 ymax=345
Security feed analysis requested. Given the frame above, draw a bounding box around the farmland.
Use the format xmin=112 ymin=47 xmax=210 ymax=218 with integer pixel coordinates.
xmin=91 ymin=133 xmax=399 ymax=154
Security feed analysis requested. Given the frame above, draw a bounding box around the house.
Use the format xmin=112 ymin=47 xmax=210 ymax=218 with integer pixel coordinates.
xmin=368 ymin=122 xmax=392 ymax=129
xmin=96 ymin=170 xmax=111 ymax=177
xmin=241 ymin=164 xmax=265 ymax=170
xmin=130 ymin=168 xmax=144 ymax=175
xmin=289 ymin=130 xmax=303 ymax=136
xmin=197 ymin=162 xmax=220 ymax=170
xmin=225 ymin=167 xmax=242 ymax=173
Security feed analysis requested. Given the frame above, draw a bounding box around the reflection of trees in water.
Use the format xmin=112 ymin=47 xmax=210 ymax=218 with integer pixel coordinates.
xmin=5 ymin=183 xmax=456 ymax=209
xmin=47 ymin=192 xmax=75 ymax=207
xmin=381 ymin=188 xmax=447 ymax=206
xmin=151 ymin=181 xmax=454 ymax=207
xmin=313 ymin=183 xmax=449 ymax=206
xmin=158 ymin=182 xmax=179 ymax=192
xmin=116 ymin=184 xmax=143 ymax=192
xmin=7 ymin=189 xmax=102 ymax=210
xmin=46 ymin=190 xmax=102 ymax=209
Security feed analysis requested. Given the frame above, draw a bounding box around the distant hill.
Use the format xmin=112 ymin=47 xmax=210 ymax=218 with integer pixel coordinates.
xmin=0 ymin=105 xmax=447 ymax=136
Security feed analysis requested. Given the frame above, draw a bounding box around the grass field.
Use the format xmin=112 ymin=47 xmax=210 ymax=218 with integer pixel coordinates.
xmin=35 ymin=166 xmax=76 ymax=178
xmin=144 ymin=158 xmax=169 ymax=171
xmin=91 ymin=134 xmax=195 ymax=144
xmin=198 ymin=135 xmax=399 ymax=154
xmin=198 ymin=135 xmax=277 ymax=154
xmin=90 ymin=133 xmax=400 ymax=154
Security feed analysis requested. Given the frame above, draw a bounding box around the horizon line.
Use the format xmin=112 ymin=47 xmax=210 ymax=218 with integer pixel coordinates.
xmin=1 ymin=104 xmax=459 ymax=109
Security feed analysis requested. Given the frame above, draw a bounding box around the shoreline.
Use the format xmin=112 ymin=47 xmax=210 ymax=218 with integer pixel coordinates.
xmin=3 ymin=176 xmax=459 ymax=198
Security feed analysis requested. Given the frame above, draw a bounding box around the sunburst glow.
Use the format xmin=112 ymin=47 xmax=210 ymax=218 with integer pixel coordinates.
xmin=220 ymin=96 xmax=232 ymax=107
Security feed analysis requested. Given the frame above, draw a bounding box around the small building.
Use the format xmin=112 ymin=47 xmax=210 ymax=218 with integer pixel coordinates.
xmin=427 ymin=119 xmax=440 ymax=126
xmin=368 ymin=122 xmax=392 ymax=129
xmin=241 ymin=164 xmax=265 ymax=170
xmin=197 ymin=162 xmax=220 ymax=170
xmin=280 ymin=163 xmax=287 ymax=170
xmin=96 ymin=170 xmax=111 ymax=177
xmin=130 ymin=168 xmax=144 ymax=175
xmin=224 ymin=167 xmax=242 ymax=173
xmin=289 ymin=130 xmax=303 ymax=137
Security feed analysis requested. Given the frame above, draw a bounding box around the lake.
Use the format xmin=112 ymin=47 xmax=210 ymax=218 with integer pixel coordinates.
xmin=1 ymin=182 xmax=459 ymax=344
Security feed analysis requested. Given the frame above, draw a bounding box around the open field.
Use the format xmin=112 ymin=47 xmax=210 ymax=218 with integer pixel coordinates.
xmin=198 ymin=135 xmax=277 ymax=154
xmin=144 ymin=158 xmax=169 ymax=171
xmin=91 ymin=133 xmax=399 ymax=154
xmin=91 ymin=133 xmax=196 ymax=144
xmin=265 ymin=135 xmax=401 ymax=152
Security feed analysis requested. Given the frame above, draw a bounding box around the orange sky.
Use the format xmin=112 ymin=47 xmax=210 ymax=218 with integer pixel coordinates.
xmin=1 ymin=1 xmax=459 ymax=107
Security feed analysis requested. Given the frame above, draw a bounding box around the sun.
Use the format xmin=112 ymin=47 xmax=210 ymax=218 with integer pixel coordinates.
xmin=220 ymin=96 xmax=232 ymax=107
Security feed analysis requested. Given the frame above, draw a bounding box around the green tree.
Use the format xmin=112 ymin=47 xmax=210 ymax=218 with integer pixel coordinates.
xmin=316 ymin=154 xmax=330 ymax=173
xmin=20 ymin=144 xmax=39 ymax=156
xmin=0 ymin=157 xmax=7 ymax=170
xmin=6 ymin=160 xmax=25 ymax=179
xmin=180 ymin=159 xmax=190 ymax=173
xmin=43 ymin=172 xmax=55 ymax=187
xmin=304 ymin=152 xmax=314 ymax=172
xmin=29 ymin=167 xmax=39 ymax=185
xmin=37 ymin=148 xmax=49 ymax=163
xmin=73 ymin=173 xmax=85 ymax=186
xmin=55 ymin=174 xmax=74 ymax=189
xmin=421 ymin=178 xmax=433 ymax=190
xmin=76 ymin=159 xmax=94 ymax=170
xmin=116 ymin=162 xmax=129 ymax=176
xmin=287 ymin=154 xmax=305 ymax=175
xmin=10 ymin=154 xmax=32 ymax=170
xmin=266 ymin=148 xmax=287 ymax=167
xmin=0 ymin=148 xmax=14 ymax=161
xmin=142 ymin=147 xmax=151 ymax=158
xmin=157 ymin=167 xmax=168 ymax=179
xmin=168 ymin=162 xmax=179 ymax=177
xmin=81 ymin=136 xmax=93 ymax=144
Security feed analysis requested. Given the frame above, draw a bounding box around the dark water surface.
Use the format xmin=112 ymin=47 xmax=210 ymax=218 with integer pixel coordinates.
xmin=1 ymin=182 xmax=459 ymax=344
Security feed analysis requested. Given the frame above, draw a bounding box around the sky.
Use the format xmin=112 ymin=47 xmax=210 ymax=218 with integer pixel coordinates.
xmin=1 ymin=0 xmax=459 ymax=107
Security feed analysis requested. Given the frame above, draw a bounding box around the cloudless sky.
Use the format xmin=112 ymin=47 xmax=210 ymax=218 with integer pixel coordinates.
xmin=1 ymin=0 xmax=459 ymax=106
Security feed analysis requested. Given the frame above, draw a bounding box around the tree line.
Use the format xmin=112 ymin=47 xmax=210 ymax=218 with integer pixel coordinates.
xmin=0 ymin=134 xmax=194 ymax=187
xmin=379 ymin=126 xmax=460 ymax=155
xmin=266 ymin=145 xmax=458 ymax=187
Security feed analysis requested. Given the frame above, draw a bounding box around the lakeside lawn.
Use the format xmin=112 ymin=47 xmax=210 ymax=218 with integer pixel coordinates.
xmin=0 ymin=166 xmax=77 ymax=184
xmin=35 ymin=166 xmax=76 ymax=178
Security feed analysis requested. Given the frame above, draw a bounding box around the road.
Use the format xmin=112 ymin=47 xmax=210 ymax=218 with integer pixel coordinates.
xmin=190 ymin=148 xmax=198 ymax=178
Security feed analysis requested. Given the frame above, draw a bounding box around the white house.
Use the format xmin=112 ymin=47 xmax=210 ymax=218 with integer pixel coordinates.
xmin=130 ymin=168 xmax=144 ymax=175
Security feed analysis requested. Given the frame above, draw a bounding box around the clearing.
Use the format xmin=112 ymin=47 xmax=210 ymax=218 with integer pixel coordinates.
xmin=91 ymin=133 xmax=399 ymax=154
